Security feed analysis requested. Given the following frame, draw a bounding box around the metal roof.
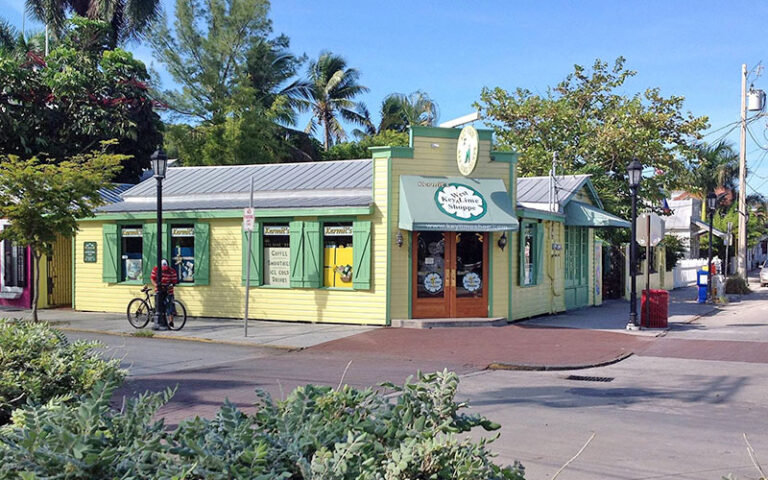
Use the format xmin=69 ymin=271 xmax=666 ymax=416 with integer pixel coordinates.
xmin=98 ymin=183 xmax=134 ymax=204
xmin=516 ymin=175 xmax=593 ymax=205
xmin=99 ymin=159 xmax=373 ymax=213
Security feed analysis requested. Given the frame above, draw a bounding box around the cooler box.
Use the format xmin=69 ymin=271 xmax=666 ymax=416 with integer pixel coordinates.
xmin=641 ymin=289 xmax=669 ymax=328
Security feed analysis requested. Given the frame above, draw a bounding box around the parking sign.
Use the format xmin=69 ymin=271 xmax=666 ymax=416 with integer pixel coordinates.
xmin=243 ymin=207 xmax=255 ymax=232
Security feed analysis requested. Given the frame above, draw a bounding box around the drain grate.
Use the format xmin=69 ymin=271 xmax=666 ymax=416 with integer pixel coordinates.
xmin=565 ymin=375 xmax=614 ymax=383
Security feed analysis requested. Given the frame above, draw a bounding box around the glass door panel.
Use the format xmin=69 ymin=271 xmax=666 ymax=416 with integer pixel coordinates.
xmin=416 ymin=231 xmax=446 ymax=299
xmin=455 ymin=232 xmax=484 ymax=298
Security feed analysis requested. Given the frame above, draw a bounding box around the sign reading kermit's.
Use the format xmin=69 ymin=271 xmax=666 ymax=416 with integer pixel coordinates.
xmin=435 ymin=183 xmax=487 ymax=221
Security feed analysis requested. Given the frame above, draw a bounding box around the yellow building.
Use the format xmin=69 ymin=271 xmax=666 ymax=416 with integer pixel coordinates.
xmin=73 ymin=126 xmax=627 ymax=325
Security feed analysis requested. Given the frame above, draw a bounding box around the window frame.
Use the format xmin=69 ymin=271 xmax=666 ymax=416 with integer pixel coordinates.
xmin=518 ymin=220 xmax=543 ymax=287
xmin=116 ymin=221 xmax=144 ymax=285
xmin=0 ymin=228 xmax=26 ymax=295
xmin=261 ymin=222 xmax=291 ymax=288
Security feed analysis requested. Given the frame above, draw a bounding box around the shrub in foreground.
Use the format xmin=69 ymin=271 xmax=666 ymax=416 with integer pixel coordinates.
xmin=0 ymin=371 xmax=525 ymax=479
xmin=725 ymin=275 xmax=751 ymax=295
xmin=0 ymin=319 xmax=126 ymax=425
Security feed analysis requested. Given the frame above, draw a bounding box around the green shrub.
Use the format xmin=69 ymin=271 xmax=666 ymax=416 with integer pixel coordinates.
xmin=0 ymin=319 xmax=126 ymax=425
xmin=0 ymin=371 xmax=526 ymax=479
xmin=725 ymin=275 xmax=751 ymax=294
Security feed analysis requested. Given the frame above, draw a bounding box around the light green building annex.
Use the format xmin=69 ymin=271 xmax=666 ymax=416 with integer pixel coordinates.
xmin=73 ymin=126 xmax=628 ymax=325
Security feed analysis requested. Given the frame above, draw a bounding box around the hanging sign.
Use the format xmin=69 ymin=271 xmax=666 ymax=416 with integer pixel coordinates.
xmin=456 ymin=125 xmax=479 ymax=176
xmin=435 ymin=183 xmax=487 ymax=221
xmin=83 ymin=242 xmax=97 ymax=263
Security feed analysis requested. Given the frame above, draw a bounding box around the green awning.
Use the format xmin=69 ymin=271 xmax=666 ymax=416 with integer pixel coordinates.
xmin=564 ymin=201 xmax=630 ymax=228
xmin=399 ymin=175 xmax=519 ymax=232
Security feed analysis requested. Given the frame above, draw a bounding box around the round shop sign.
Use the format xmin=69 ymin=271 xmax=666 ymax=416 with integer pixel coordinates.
xmin=424 ymin=272 xmax=443 ymax=293
xmin=456 ymin=125 xmax=479 ymax=176
xmin=435 ymin=183 xmax=487 ymax=221
xmin=462 ymin=272 xmax=481 ymax=292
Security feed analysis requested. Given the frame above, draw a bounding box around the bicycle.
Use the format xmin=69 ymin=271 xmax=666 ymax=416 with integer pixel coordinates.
xmin=126 ymin=285 xmax=187 ymax=331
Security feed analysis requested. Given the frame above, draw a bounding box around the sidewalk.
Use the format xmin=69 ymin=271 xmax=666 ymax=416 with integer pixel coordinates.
xmin=15 ymin=309 xmax=377 ymax=350
xmin=2 ymin=282 xmax=726 ymax=369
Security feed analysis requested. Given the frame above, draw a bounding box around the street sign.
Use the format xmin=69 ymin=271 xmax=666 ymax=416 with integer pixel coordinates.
xmin=243 ymin=207 xmax=255 ymax=232
xmin=636 ymin=213 xmax=664 ymax=247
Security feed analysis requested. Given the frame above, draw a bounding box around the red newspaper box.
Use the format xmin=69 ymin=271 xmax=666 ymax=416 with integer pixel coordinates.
xmin=641 ymin=289 xmax=669 ymax=328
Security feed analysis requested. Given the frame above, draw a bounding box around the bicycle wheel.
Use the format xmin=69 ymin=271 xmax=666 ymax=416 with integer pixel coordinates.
xmin=127 ymin=298 xmax=151 ymax=329
xmin=168 ymin=300 xmax=187 ymax=331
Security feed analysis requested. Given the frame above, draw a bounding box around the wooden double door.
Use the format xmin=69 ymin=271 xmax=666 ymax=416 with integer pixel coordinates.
xmin=412 ymin=231 xmax=489 ymax=318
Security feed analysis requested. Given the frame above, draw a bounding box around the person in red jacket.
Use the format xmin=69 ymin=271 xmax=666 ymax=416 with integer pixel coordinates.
xmin=151 ymin=259 xmax=179 ymax=328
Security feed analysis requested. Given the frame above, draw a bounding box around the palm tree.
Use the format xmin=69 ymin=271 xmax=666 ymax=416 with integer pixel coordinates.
xmin=378 ymin=90 xmax=439 ymax=133
xmin=304 ymin=51 xmax=370 ymax=151
xmin=689 ymin=141 xmax=739 ymax=198
xmin=25 ymin=0 xmax=160 ymax=46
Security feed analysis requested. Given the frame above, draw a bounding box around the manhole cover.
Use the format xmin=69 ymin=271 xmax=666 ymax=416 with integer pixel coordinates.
xmin=565 ymin=375 xmax=614 ymax=383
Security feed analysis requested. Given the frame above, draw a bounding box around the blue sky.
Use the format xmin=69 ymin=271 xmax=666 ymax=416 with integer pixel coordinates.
xmin=4 ymin=0 xmax=768 ymax=194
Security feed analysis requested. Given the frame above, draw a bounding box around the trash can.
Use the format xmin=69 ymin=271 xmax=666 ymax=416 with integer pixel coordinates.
xmin=641 ymin=289 xmax=669 ymax=328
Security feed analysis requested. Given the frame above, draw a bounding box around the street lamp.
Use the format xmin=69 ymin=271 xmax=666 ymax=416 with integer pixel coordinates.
xmin=707 ymin=192 xmax=718 ymax=301
xmin=151 ymin=149 xmax=168 ymax=331
xmin=626 ymin=158 xmax=643 ymax=330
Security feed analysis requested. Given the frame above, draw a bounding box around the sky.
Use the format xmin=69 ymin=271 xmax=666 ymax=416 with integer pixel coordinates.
xmin=3 ymin=0 xmax=768 ymax=195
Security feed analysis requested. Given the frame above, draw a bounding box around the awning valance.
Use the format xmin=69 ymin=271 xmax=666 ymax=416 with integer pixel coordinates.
xmin=399 ymin=175 xmax=519 ymax=232
xmin=564 ymin=201 xmax=630 ymax=228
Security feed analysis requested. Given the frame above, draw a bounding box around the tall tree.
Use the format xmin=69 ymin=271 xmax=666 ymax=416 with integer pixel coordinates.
xmin=478 ymin=57 xmax=709 ymax=223
xmin=378 ymin=90 xmax=439 ymax=133
xmin=687 ymin=141 xmax=739 ymax=198
xmin=0 ymin=17 xmax=163 ymax=183
xmin=305 ymin=51 xmax=370 ymax=151
xmin=25 ymin=0 xmax=160 ymax=46
xmin=149 ymin=0 xmax=271 ymax=123
xmin=0 ymin=149 xmax=124 ymax=321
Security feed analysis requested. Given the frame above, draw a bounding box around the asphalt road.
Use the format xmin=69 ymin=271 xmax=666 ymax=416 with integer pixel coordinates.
xmin=65 ymin=287 xmax=768 ymax=479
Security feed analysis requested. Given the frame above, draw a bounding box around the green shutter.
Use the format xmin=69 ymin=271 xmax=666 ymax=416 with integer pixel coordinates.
xmin=194 ymin=222 xmax=210 ymax=285
xmin=242 ymin=222 xmax=262 ymax=286
xmin=142 ymin=223 xmax=157 ymax=283
xmin=303 ymin=221 xmax=322 ymax=288
xmin=518 ymin=229 xmax=525 ymax=286
xmin=289 ymin=221 xmax=305 ymax=287
xmin=352 ymin=220 xmax=372 ymax=290
xmin=102 ymin=224 xmax=119 ymax=283
xmin=536 ymin=222 xmax=545 ymax=284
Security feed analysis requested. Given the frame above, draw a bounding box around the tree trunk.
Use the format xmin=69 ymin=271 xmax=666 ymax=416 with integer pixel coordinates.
xmin=31 ymin=250 xmax=41 ymax=322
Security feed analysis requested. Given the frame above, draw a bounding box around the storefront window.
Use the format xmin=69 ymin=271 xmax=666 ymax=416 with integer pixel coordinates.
xmin=263 ymin=224 xmax=290 ymax=286
xmin=120 ymin=226 xmax=143 ymax=282
xmin=171 ymin=225 xmax=195 ymax=283
xmin=522 ymin=223 xmax=536 ymax=286
xmin=323 ymin=222 xmax=353 ymax=287
xmin=2 ymin=239 xmax=26 ymax=288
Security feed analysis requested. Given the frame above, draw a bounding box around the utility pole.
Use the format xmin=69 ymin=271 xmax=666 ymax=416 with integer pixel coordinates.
xmin=738 ymin=64 xmax=748 ymax=279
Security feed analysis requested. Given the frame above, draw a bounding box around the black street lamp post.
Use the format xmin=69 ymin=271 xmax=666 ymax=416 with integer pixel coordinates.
xmin=707 ymin=192 xmax=718 ymax=301
xmin=626 ymin=158 xmax=643 ymax=330
xmin=151 ymin=149 xmax=169 ymax=331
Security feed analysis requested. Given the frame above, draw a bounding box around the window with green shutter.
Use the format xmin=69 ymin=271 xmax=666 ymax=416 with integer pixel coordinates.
xmin=352 ymin=221 xmax=372 ymax=290
xmin=242 ymin=222 xmax=263 ymax=286
xmin=141 ymin=223 xmax=157 ymax=282
xmin=289 ymin=221 xmax=305 ymax=287
xmin=102 ymin=224 xmax=119 ymax=283
xmin=193 ymin=223 xmax=210 ymax=285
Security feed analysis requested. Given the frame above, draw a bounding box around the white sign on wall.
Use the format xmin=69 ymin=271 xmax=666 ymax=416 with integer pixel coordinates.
xmin=264 ymin=247 xmax=290 ymax=286
xmin=243 ymin=208 xmax=255 ymax=232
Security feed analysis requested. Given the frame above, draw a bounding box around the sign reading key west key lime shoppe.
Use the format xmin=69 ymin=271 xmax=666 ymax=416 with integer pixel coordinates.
xmin=435 ymin=183 xmax=486 ymax=221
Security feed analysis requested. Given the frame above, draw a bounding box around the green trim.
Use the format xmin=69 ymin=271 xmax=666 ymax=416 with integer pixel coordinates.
xmin=86 ymin=206 xmax=374 ymax=221
xmin=385 ymin=159 xmax=392 ymax=326
xmin=320 ymin=287 xmax=354 ymax=291
xmin=518 ymin=220 xmax=542 ymax=287
xmin=559 ymin=178 xmax=604 ymax=210
xmin=255 ymin=284 xmax=291 ymax=289
xmin=518 ymin=207 xmax=565 ymax=222
xmin=409 ymin=125 xmax=494 ymax=141
xmin=71 ymin=235 xmax=76 ymax=309
xmin=488 ymin=234 xmax=494 ymax=317
xmin=368 ymin=146 xmax=414 ymax=159
xmin=508 ymin=228 xmax=513 ymax=323
xmin=490 ymin=151 xmax=519 ymax=163
xmin=407 ymin=230 xmax=412 ymax=319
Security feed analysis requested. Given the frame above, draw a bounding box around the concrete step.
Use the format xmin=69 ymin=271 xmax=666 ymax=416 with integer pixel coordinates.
xmin=391 ymin=317 xmax=507 ymax=329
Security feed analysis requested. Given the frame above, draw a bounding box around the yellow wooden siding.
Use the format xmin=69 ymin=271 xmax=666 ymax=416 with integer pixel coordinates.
xmin=388 ymin=135 xmax=513 ymax=320
xmin=511 ymin=221 xmax=566 ymax=320
xmin=75 ymin=160 xmax=389 ymax=325
xmin=490 ymin=231 xmax=509 ymax=318
xmin=574 ymin=187 xmax=595 ymax=205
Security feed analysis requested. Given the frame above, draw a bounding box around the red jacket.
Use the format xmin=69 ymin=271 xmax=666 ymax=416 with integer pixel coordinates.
xmin=151 ymin=265 xmax=178 ymax=294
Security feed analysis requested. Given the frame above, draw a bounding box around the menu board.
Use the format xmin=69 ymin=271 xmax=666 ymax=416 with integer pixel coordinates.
xmin=264 ymin=247 xmax=290 ymax=286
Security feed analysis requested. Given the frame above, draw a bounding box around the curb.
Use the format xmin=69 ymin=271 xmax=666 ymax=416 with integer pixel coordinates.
xmin=52 ymin=326 xmax=301 ymax=351
xmin=486 ymin=352 xmax=634 ymax=372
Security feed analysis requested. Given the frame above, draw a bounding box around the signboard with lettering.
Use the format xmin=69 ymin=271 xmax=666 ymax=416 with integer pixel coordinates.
xmin=243 ymin=208 xmax=255 ymax=232
xmin=435 ymin=183 xmax=487 ymax=221
xmin=171 ymin=227 xmax=194 ymax=237
xmin=264 ymin=247 xmax=290 ymax=286
xmin=83 ymin=242 xmax=97 ymax=263
xmin=324 ymin=225 xmax=353 ymax=236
